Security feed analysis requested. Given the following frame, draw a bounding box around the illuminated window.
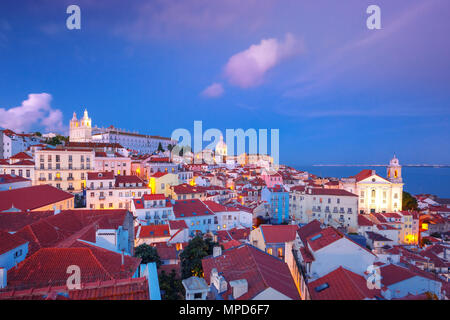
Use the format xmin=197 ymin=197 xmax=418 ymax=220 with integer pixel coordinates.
xmin=267 ymin=248 xmax=273 ymax=255
xmin=277 ymin=248 xmax=283 ymax=258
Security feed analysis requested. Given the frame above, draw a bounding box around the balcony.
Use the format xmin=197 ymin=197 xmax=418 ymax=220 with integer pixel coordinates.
xmin=67 ymin=176 xmax=74 ymax=181
xmin=55 ymin=177 xmax=62 ymax=181
xmin=38 ymin=177 xmax=46 ymax=181
xmin=67 ymin=187 xmax=74 ymax=191
xmin=99 ymin=196 xmax=106 ymax=200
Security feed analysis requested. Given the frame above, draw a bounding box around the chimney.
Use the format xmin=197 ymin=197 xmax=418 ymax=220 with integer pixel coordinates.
xmin=229 ymin=279 xmax=248 ymax=299
xmin=121 ymin=250 xmax=125 ymax=265
xmin=213 ymin=246 xmax=222 ymax=258
xmin=210 ymin=268 xmax=227 ymax=293
xmin=0 ymin=267 xmax=6 ymax=289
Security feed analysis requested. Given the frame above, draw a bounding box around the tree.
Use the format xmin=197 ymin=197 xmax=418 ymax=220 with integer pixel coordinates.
xmin=34 ymin=132 xmax=42 ymax=137
xmin=402 ymin=191 xmax=418 ymax=211
xmin=167 ymin=144 xmax=174 ymax=152
xmin=159 ymin=269 xmax=184 ymax=300
xmin=179 ymin=235 xmax=221 ymax=279
xmin=157 ymin=142 xmax=165 ymax=153
xmin=45 ymin=135 xmax=69 ymax=146
xmin=134 ymin=244 xmax=161 ymax=267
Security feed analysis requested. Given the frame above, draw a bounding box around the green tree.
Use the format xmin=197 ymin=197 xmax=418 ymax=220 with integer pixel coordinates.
xmin=157 ymin=142 xmax=165 ymax=152
xmin=34 ymin=132 xmax=42 ymax=137
xmin=402 ymin=191 xmax=418 ymax=211
xmin=159 ymin=269 xmax=184 ymax=300
xmin=179 ymin=235 xmax=221 ymax=279
xmin=167 ymin=144 xmax=174 ymax=152
xmin=45 ymin=135 xmax=69 ymax=146
xmin=134 ymin=244 xmax=161 ymax=267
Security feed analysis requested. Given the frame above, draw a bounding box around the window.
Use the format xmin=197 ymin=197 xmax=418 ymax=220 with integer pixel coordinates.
xmin=194 ymin=293 xmax=202 ymax=299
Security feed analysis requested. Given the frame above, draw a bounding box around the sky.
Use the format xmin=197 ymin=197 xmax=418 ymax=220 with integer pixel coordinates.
xmin=0 ymin=0 xmax=449 ymax=166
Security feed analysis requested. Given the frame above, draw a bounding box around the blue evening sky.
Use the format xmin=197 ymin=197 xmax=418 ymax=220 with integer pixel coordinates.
xmin=0 ymin=0 xmax=449 ymax=165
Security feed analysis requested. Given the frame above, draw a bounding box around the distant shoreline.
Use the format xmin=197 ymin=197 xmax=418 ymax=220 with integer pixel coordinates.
xmin=312 ymin=164 xmax=450 ymax=168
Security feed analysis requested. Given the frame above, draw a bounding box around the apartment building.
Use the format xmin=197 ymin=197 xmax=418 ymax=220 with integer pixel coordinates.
xmin=289 ymin=186 xmax=359 ymax=232
xmin=86 ymin=172 xmax=150 ymax=210
xmin=34 ymin=147 xmax=95 ymax=192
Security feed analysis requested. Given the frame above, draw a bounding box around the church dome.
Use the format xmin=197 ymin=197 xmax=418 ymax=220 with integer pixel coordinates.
xmin=215 ymin=135 xmax=227 ymax=156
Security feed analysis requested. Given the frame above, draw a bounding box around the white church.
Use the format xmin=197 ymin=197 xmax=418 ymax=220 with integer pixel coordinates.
xmin=340 ymin=155 xmax=404 ymax=214
xmin=69 ymin=109 xmax=92 ymax=142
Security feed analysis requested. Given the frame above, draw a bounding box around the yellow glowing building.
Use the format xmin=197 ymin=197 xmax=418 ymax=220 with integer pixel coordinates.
xmin=341 ymin=156 xmax=403 ymax=214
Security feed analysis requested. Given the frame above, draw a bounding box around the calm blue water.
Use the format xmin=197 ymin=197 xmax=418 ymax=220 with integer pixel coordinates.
xmin=292 ymin=165 xmax=450 ymax=198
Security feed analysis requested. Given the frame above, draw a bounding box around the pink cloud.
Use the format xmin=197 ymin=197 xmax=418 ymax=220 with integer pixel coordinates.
xmin=201 ymin=82 xmax=224 ymax=98
xmin=224 ymin=33 xmax=304 ymax=88
xmin=0 ymin=93 xmax=66 ymax=133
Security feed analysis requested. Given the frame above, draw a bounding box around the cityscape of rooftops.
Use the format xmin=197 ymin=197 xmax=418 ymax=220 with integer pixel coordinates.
xmin=0 ymin=0 xmax=449 ymax=306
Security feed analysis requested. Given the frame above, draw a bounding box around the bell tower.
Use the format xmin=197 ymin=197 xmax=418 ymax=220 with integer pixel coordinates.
xmin=69 ymin=108 xmax=92 ymax=142
xmin=387 ymin=154 xmax=402 ymax=183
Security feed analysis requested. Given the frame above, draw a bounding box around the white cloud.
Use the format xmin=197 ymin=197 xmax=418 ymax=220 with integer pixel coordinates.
xmin=224 ymin=33 xmax=304 ymax=88
xmin=0 ymin=93 xmax=66 ymax=134
xmin=201 ymin=82 xmax=224 ymax=98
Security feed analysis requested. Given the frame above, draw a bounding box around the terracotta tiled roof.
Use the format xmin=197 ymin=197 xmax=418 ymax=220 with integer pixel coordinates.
xmin=7 ymin=242 xmax=140 ymax=290
xmin=173 ymin=199 xmax=214 ymax=218
xmin=308 ymin=266 xmax=381 ymax=300
xmin=353 ymin=169 xmax=375 ymax=182
xmin=358 ymin=215 xmax=375 ymax=227
xmin=0 ymin=185 xmax=73 ymax=212
xmin=0 ymin=210 xmax=54 ymax=233
xmin=154 ymin=242 xmax=178 ymax=261
xmin=0 ymin=230 xmax=28 ymax=255
xmin=87 ymin=171 xmax=115 ymax=180
xmin=10 ymin=152 xmax=33 ymax=160
xmin=378 ymin=264 xmax=417 ymax=286
xmin=168 ymin=220 xmax=188 ymax=230
xmin=0 ymin=174 xmax=30 ymax=184
xmin=12 ymin=209 xmax=129 ymax=256
xmin=297 ymin=220 xmax=322 ymax=245
xmin=216 ymin=227 xmax=251 ymax=242
xmin=0 ymin=277 xmax=149 ymax=300
xmin=151 ymin=172 xmax=168 ymax=178
xmin=260 ymin=225 xmax=299 ymax=243
xmin=202 ymin=244 xmax=299 ymax=300
xmin=115 ymin=175 xmax=145 ymax=187
xmin=142 ymin=194 xmax=166 ymax=201
xmin=222 ymin=239 xmax=242 ymax=250
xmin=137 ymin=224 xmax=170 ymax=239
xmin=306 ymin=227 xmax=343 ymax=252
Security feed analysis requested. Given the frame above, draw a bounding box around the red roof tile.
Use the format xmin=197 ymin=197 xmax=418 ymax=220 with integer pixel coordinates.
xmin=202 ymin=244 xmax=300 ymax=300
xmin=137 ymin=224 xmax=170 ymax=239
xmin=87 ymin=171 xmax=115 ymax=180
xmin=308 ymin=266 xmax=380 ymax=300
xmin=173 ymin=199 xmax=214 ymax=218
xmin=297 ymin=220 xmax=322 ymax=245
xmin=168 ymin=220 xmax=188 ymax=230
xmin=306 ymin=227 xmax=343 ymax=252
xmin=0 ymin=277 xmax=150 ymax=300
xmin=7 ymin=243 xmax=140 ymax=290
xmin=260 ymin=225 xmax=299 ymax=243
xmin=0 ymin=185 xmax=73 ymax=212
xmin=0 ymin=230 xmax=28 ymax=255
xmin=10 ymin=152 xmax=33 ymax=160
